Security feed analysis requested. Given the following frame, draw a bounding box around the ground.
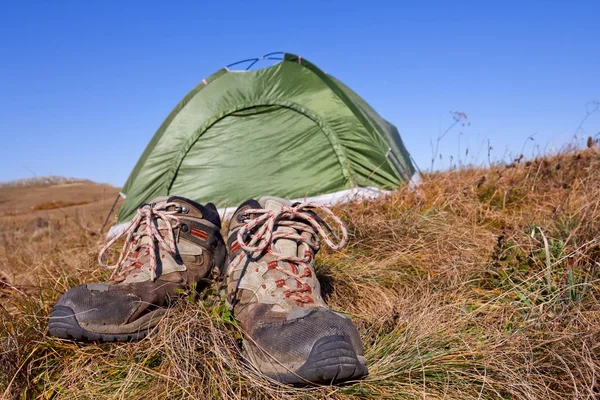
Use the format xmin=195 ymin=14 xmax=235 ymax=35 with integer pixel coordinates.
xmin=1 ymin=148 xmax=600 ymax=399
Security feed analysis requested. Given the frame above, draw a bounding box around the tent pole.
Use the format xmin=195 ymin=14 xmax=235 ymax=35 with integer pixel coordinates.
xmin=410 ymin=156 xmax=423 ymax=176
xmin=100 ymin=193 xmax=121 ymax=234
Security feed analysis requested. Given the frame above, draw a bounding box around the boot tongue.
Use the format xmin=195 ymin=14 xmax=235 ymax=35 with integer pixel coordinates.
xmin=136 ymin=196 xmax=174 ymax=236
xmin=259 ymin=196 xmax=297 ymax=258
xmin=258 ymin=196 xmax=292 ymax=212
xmin=121 ymin=197 xmax=185 ymax=284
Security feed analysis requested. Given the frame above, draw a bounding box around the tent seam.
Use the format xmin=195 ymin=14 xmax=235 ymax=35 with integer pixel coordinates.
xmin=284 ymin=53 xmax=405 ymax=184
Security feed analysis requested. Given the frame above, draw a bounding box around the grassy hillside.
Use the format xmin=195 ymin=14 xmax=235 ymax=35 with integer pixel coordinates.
xmin=0 ymin=180 xmax=121 ymax=290
xmin=2 ymin=148 xmax=600 ymax=399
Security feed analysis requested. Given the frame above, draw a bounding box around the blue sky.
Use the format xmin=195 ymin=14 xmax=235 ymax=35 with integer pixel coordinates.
xmin=1 ymin=1 xmax=599 ymax=186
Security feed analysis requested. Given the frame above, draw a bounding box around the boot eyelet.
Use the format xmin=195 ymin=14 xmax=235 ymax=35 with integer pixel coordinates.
xmin=181 ymin=205 xmax=189 ymax=214
xmin=237 ymin=212 xmax=247 ymax=223
xmin=181 ymin=224 xmax=189 ymax=232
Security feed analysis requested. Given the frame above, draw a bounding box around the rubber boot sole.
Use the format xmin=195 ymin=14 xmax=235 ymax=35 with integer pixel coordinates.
xmin=245 ymin=334 xmax=368 ymax=385
xmin=48 ymin=305 xmax=163 ymax=342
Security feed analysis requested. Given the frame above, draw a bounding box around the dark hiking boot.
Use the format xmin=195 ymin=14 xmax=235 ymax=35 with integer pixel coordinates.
xmin=48 ymin=196 xmax=226 ymax=342
xmin=225 ymin=196 xmax=368 ymax=385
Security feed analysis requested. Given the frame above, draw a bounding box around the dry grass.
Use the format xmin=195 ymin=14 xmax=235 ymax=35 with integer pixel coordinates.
xmin=2 ymin=147 xmax=600 ymax=399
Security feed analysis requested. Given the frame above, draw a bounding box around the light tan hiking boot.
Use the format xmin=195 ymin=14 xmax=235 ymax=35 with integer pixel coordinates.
xmin=226 ymin=196 xmax=368 ymax=385
xmin=48 ymin=196 xmax=226 ymax=342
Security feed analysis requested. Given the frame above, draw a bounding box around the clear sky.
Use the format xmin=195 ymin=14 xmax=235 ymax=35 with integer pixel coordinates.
xmin=1 ymin=1 xmax=599 ymax=186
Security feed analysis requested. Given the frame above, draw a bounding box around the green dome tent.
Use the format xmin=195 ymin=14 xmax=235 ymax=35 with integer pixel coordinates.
xmin=108 ymin=52 xmax=417 ymax=238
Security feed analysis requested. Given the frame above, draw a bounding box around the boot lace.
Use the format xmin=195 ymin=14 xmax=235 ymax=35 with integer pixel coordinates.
xmin=98 ymin=202 xmax=182 ymax=282
xmin=236 ymin=201 xmax=348 ymax=303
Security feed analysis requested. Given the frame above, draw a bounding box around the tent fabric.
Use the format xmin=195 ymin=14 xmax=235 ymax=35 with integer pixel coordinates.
xmin=114 ymin=53 xmax=416 ymax=228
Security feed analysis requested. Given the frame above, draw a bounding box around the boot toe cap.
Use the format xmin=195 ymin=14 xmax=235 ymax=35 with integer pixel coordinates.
xmin=52 ymin=284 xmax=141 ymax=326
xmin=245 ymin=308 xmax=368 ymax=384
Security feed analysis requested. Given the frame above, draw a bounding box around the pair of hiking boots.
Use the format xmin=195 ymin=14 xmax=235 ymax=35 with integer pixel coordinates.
xmin=48 ymin=195 xmax=368 ymax=385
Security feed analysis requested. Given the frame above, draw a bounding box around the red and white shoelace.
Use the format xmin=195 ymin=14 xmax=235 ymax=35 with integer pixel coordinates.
xmin=236 ymin=201 xmax=348 ymax=302
xmin=98 ymin=202 xmax=181 ymax=282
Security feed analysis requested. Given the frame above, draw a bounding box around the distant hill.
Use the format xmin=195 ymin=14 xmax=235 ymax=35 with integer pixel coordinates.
xmin=0 ymin=176 xmax=92 ymax=188
xmin=0 ymin=176 xmax=122 ymax=217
